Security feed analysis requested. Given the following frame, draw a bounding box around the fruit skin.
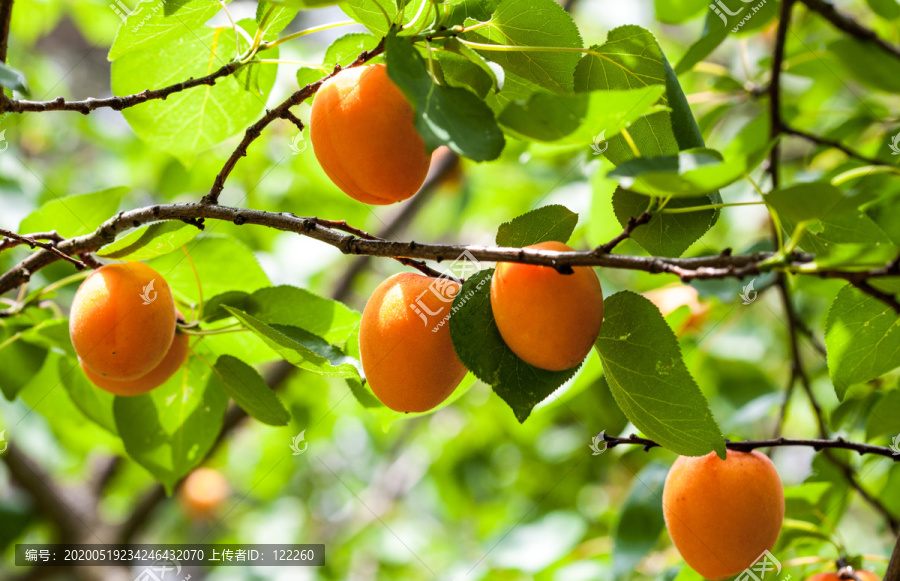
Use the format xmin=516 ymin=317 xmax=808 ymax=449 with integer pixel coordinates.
xmin=663 ymin=450 xmax=785 ymax=581
xmin=490 ymin=241 xmax=603 ymax=371
xmin=80 ymin=331 xmax=188 ymax=396
xmin=69 ymin=262 xmax=176 ymax=380
xmin=806 ymin=573 xmax=881 ymax=581
xmin=359 ymin=273 xmax=468 ymax=412
xmin=180 ymin=468 xmax=229 ymax=519
xmin=310 ymin=63 xmax=430 ymax=205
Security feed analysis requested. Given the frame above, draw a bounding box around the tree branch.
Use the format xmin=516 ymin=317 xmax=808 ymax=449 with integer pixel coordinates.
xmin=799 ymin=0 xmax=900 ymax=61
xmin=0 ymin=62 xmax=241 ymax=114
xmin=600 ymin=433 xmax=900 ymax=460
xmin=0 ymin=228 xmax=88 ymax=270
xmin=768 ymin=0 xmax=794 ymax=188
xmin=0 ymin=0 xmax=13 ymax=65
xmin=201 ymin=37 xmax=386 ymax=205
xmin=2 ymin=203 xmax=897 ymax=310
xmin=886 ymin=530 xmax=900 ymax=581
xmin=2 ymin=445 xmax=96 ymax=542
xmin=783 ymin=126 xmax=891 ymax=167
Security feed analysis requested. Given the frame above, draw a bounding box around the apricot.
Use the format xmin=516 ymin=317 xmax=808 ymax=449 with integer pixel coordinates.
xmin=69 ymin=262 xmax=176 ymax=380
xmin=663 ymin=450 xmax=785 ymax=581
xmin=490 ymin=241 xmax=603 ymax=371
xmin=80 ymin=330 xmax=188 ymax=396
xmin=359 ymin=273 xmax=467 ymax=412
xmin=180 ymin=467 xmax=229 ymax=519
xmin=310 ymin=63 xmax=430 ymax=205
xmin=807 ymin=572 xmax=881 ymax=581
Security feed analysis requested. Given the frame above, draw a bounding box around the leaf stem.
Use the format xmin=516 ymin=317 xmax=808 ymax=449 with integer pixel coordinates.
xmin=661 ymin=201 xmax=766 ymax=214
xmin=831 ymin=165 xmax=900 ymax=186
xmin=181 ymin=247 xmax=204 ymax=320
xmin=259 ymin=21 xmax=357 ymax=51
xmin=620 ymin=128 xmax=641 ymax=158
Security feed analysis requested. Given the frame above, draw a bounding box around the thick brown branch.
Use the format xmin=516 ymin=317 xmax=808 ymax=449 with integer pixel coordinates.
xmin=202 ymin=37 xmax=386 ymax=205
xmin=799 ymin=0 xmax=900 ymax=61
xmin=886 ymin=531 xmax=900 ymax=581
xmin=601 ymin=433 xmax=900 ymax=461
xmin=784 ymin=126 xmax=891 ymax=166
xmin=0 ymin=62 xmax=241 ymax=114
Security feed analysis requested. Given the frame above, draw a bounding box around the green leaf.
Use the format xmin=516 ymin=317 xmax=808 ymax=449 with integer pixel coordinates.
xmin=98 ymin=221 xmax=200 ymax=260
xmin=830 ymin=37 xmax=900 ymax=93
xmin=765 ymin=182 xmax=855 ymax=224
xmin=439 ymin=37 xmax=503 ymax=98
xmin=111 ymin=26 xmax=277 ymax=162
xmin=114 ymin=358 xmax=226 ymax=493
xmin=495 ymin=205 xmax=577 ymax=247
xmin=19 ymin=187 xmax=126 ymax=239
xmin=674 ymin=4 xmax=777 ymax=74
xmin=0 ymin=325 xmax=48 ymax=400
xmin=594 ymin=291 xmax=725 ymax=457
xmin=61 ymin=358 xmax=118 ymax=435
xmin=867 ymin=384 xmax=900 ymax=440
xmin=867 ymin=0 xmax=900 ymax=19
xmin=654 ymin=0 xmax=708 ymax=24
xmin=463 ymin=0 xmax=582 ymax=93
xmin=224 ymin=307 xmax=362 ymax=379
xmin=448 ymin=269 xmax=580 ymax=423
xmin=575 ymin=26 xmax=677 ymax=164
xmin=211 ymin=355 xmax=290 ymax=426
xmin=612 ymin=189 xmax=714 ymax=258
xmin=341 ymin=0 xmax=425 ymax=36
xmin=865 ymin=193 xmax=900 ymax=245
xmin=202 ymin=291 xmax=250 ymax=323
xmin=297 ymin=32 xmax=380 ymax=90
xmin=146 ymin=234 xmax=270 ymax=304
xmin=0 ymin=62 xmax=29 ymax=95
xmin=825 ymin=284 xmax=900 ymax=399
xmin=108 ymin=0 xmax=222 ymax=61
xmin=385 ymin=35 xmax=505 ymax=162
xmin=498 ymin=86 xmax=666 ymax=145
xmin=444 ymin=0 xmax=499 ymax=27
xmin=255 ymin=0 xmax=299 ymax=37
xmin=576 ymin=25 xmax=719 ymax=256
xmin=244 ymin=286 xmax=361 ymax=345
xmin=613 ymin=462 xmax=668 ymax=581
xmin=607 ymin=142 xmax=774 ymax=197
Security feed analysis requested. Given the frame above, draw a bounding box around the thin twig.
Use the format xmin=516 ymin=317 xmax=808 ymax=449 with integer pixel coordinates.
xmin=595 ymin=212 xmax=652 ymax=255
xmin=799 ymin=0 xmax=900 ymax=61
xmin=600 ymin=433 xmax=900 ymax=461
xmin=767 ymin=0 xmax=794 ymax=188
xmin=0 ymin=63 xmax=241 ymax=115
xmin=0 ymin=0 xmax=13 ymax=65
xmin=0 ymin=228 xmax=87 ymax=270
xmin=784 ymin=126 xmax=890 ymax=167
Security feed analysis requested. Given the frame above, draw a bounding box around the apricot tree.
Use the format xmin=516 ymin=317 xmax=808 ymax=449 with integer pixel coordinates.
xmin=0 ymin=0 xmax=900 ymax=579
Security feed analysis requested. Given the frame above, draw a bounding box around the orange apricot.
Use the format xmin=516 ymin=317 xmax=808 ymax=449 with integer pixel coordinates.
xmin=180 ymin=468 xmax=229 ymax=519
xmin=310 ymin=63 xmax=430 ymax=205
xmin=663 ymin=450 xmax=785 ymax=580
xmin=80 ymin=331 xmax=188 ymax=396
xmin=807 ymin=572 xmax=881 ymax=581
xmin=69 ymin=262 xmax=176 ymax=380
xmin=359 ymin=273 xmax=467 ymax=412
xmin=490 ymin=241 xmax=603 ymax=371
